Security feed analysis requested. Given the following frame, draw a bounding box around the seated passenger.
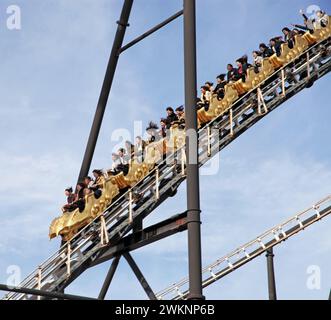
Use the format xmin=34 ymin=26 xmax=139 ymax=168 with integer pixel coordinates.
xmin=84 ymin=175 xmax=101 ymax=198
xmin=205 ymin=81 xmax=214 ymax=92
xmin=259 ymin=43 xmax=274 ymax=58
xmin=166 ymin=107 xmax=178 ymax=129
xmin=252 ymin=51 xmax=263 ymax=73
xmin=135 ymin=136 xmax=146 ymax=162
xmin=226 ymin=64 xmax=240 ymax=83
xmin=292 ymin=9 xmax=315 ymax=33
xmin=197 ymin=85 xmax=211 ymax=111
xmin=241 ymin=55 xmax=252 ymax=68
xmin=109 ymin=153 xmax=122 ymax=175
xmin=92 ymin=170 xmax=105 ymax=188
xmin=173 ymin=106 xmax=185 ymax=130
xmin=117 ymin=149 xmax=130 ymax=175
xmin=236 ymin=57 xmax=249 ymax=82
xmin=269 ymin=37 xmax=284 ymax=57
xmin=70 ymin=182 xmax=89 ymax=212
xmin=316 ymin=10 xmax=329 ymax=28
xmin=282 ymin=27 xmax=295 ymax=49
xmin=146 ymin=121 xmax=161 ymax=144
xmin=213 ymin=74 xmax=227 ymax=100
xmin=84 ymin=176 xmax=95 ymax=190
xmin=62 ymin=187 xmax=75 ymax=212
xmin=160 ymin=118 xmax=168 ymax=138
xmin=77 ymin=182 xmax=88 ymax=197
xmin=298 ymin=9 xmax=329 ymax=30
xmin=125 ymin=140 xmax=135 ymax=161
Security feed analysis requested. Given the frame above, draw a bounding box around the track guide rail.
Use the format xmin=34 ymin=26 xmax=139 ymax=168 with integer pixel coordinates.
xmin=156 ymin=196 xmax=331 ymax=300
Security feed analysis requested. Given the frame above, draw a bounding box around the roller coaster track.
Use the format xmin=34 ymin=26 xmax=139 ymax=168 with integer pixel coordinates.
xmin=3 ymin=36 xmax=331 ymax=300
xmin=156 ymin=195 xmax=331 ymax=300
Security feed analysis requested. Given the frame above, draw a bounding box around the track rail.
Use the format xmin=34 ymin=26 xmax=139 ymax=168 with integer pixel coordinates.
xmin=156 ymin=196 xmax=331 ymax=300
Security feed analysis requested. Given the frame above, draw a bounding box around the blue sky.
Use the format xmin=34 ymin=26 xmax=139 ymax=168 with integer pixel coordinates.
xmin=1 ymin=0 xmax=331 ymax=300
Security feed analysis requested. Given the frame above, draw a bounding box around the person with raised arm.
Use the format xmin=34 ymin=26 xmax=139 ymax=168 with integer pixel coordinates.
xmin=292 ymin=9 xmax=315 ymax=32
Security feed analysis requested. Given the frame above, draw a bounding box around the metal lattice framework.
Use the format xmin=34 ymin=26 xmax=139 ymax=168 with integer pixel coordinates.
xmin=2 ymin=2 xmax=331 ymax=300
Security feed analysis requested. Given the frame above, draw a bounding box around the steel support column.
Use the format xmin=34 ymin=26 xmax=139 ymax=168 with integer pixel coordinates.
xmin=123 ymin=253 xmax=157 ymax=300
xmin=98 ymin=256 xmax=121 ymax=300
xmin=183 ymin=0 xmax=204 ymax=300
xmin=266 ymin=248 xmax=277 ymax=300
xmin=78 ymin=0 xmax=134 ymax=182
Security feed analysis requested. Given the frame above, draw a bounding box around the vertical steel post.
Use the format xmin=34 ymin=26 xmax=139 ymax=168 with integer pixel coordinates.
xmin=183 ymin=0 xmax=204 ymax=300
xmin=78 ymin=0 xmax=134 ymax=182
xmin=266 ymin=248 xmax=277 ymax=300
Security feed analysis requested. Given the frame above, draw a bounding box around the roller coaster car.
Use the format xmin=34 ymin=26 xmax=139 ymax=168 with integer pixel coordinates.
xmin=284 ymin=35 xmax=308 ymax=61
xmin=252 ymin=58 xmax=275 ymax=86
xmin=327 ymin=17 xmax=331 ymax=37
xmin=144 ymin=141 xmax=163 ymax=170
xmin=293 ymin=35 xmax=309 ymax=55
xmin=125 ymin=160 xmax=151 ymax=187
xmin=319 ymin=17 xmax=331 ymax=39
xmin=214 ymin=85 xmax=239 ymax=116
xmin=233 ymin=68 xmax=256 ymax=95
xmin=169 ymin=126 xmax=186 ymax=149
xmin=49 ymin=178 xmax=120 ymax=241
xmin=91 ymin=178 xmax=119 ymax=217
xmin=269 ymin=43 xmax=292 ymax=69
xmin=112 ymin=171 xmax=128 ymax=189
xmin=326 ymin=18 xmax=331 ymax=39
xmin=303 ymin=29 xmax=325 ymax=46
xmin=105 ymin=177 xmax=120 ymax=204
xmin=111 ymin=160 xmax=149 ymax=189
xmin=197 ymin=95 xmax=219 ymax=126
xmin=155 ymin=138 xmax=167 ymax=156
xmin=163 ymin=134 xmax=175 ymax=154
xmin=49 ymin=193 xmax=95 ymax=241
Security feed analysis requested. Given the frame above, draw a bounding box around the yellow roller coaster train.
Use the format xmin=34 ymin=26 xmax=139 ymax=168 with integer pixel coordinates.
xmin=49 ymin=17 xmax=331 ymax=243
